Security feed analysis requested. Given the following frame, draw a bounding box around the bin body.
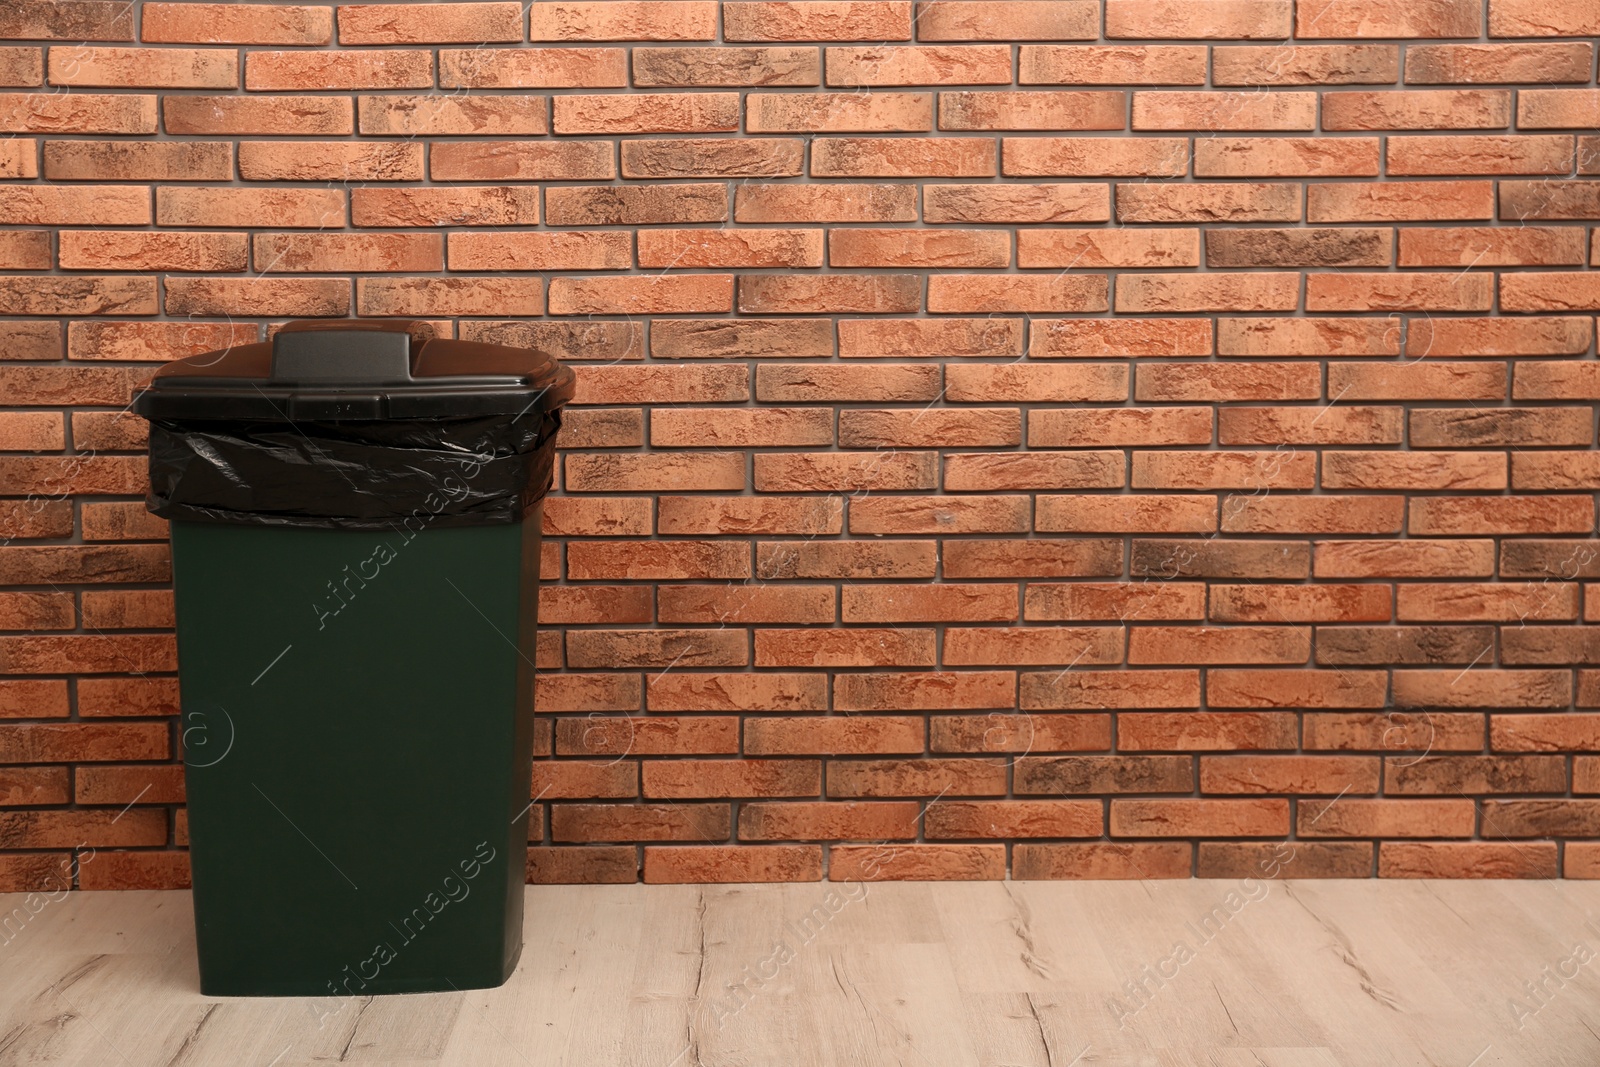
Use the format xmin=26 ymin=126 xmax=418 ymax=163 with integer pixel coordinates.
xmin=134 ymin=320 xmax=571 ymax=998
xmin=174 ymin=517 xmax=541 ymax=996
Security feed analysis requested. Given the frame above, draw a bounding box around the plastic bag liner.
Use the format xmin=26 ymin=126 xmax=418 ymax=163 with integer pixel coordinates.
xmin=132 ymin=321 xmax=574 ymax=531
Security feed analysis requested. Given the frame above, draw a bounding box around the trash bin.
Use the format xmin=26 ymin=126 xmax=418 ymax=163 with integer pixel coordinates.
xmin=131 ymin=319 xmax=573 ymax=998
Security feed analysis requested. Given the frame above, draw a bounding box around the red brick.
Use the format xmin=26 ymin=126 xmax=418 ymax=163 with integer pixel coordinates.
xmin=755 ymin=627 xmax=935 ymax=667
xmin=945 ymin=452 xmax=1123 ymax=493
xmin=1018 ymin=228 xmax=1198 ymax=269
xmin=1134 ymin=450 xmax=1315 ymax=491
xmin=338 ymin=2 xmax=521 ymax=44
xmin=1309 ymin=179 xmax=1493 ymax=222
xmin=1410 ymin=496 xmax=1593 ymax=536
xmin=1209 ymin=668 xmax=1386 ymax=709
xmin=1217 ymin=316 xmax=1396 ymax=356
xmin=1137 ymin=361 xmax=1319 ymax=402
xmin=1305 ymin=712 xmax=1484 ymax=752
xmin=1408 ymin=42 xmax=1594 ymax=83
xmin=931 ymin=712 xmax=1110 ymax=752
xmin=1515 ymin=361 xmax=1600 ymax=399
xmin=745 ymin=716 xmax=923 ymax=756
xmin=924 ymin=182 xmax=1110 ymax=223
xmin=0 ymin=810 xmax=166 ymax=849
xmin=1315 ymin=540 xmax=1494 ymax=580
xmin=644 ymin=759 xmax=819 ymax=799
xmin=1213 ymin=45 xmax=1398 ymax=85
xmin=527 ymin=846 xmax=637 ymax=884
xmin=1489 ymin=0 xmax=1600 ymax=36
xmin=239 ymin=140 xmax=422 ymax=181
xmin=74 ymin=677 xmax=176 ymax=719
xmin=1112 ymin=798 xmax=1289 ymax=838
xmin=827 ymin=757 xmax=1005 ymax=797
xmin=758 ymin=541 xmax=936 ymax=582
xmin=1031 ymin=320 xmax=1211 ymax=360
xmin=1194 ymin=136 xmax=1380 ymax=178
xmin=1309 ymin=272 xmax=1492 ymax=312
xmin=357 ymin=95 xmax=547 ymax=136
xmin=1211 ymin=584 xmax=1392 ymax=624
xmin=642 ymin=228 xmax=822 ymax=268
xmin=929 ymin=273 xmax=1107 ymax=313
xmin=1329 ymin=360 xmax=1505 ymax=401
xmin=836 ymin=671 xmax=1016 ymax=713
xmin=736 ymin=181 xmax=915 ymax=221
xmin=1395 ymin=668 xmax=1572 ymax=709
xmin=534 ymin=674 xmax=642 ymax=714
xmin=757 ymin=363 xmax=940 ymax=402
xmin=0 ymin=766 xmax=68 ymax=805
xmin=917 ymin=1 xmax=1099 ymax=40
xmin=0 ymin=276 xmax=157 ymax=316
xmin=530 ymin=2 xmax=716 ymax=40
xmin=552 ymin=274 xmax=730 ymax=315
xmin=1386 ymin=755 xmax=1566 ymax=795
xmin=1379 ymin=842 xmax=1556 ymax=879
xmin=1022 ymin=669 xmax=1199 ymax=710
xmin=1124 ymin=185 xmax=1303 ymax=225
xmin=438 ymin=47 xmax=625 ymax=88
xmin=723 ymin=2 xmax=912 ymax=41
xmin=566 ymin=542 xmax=750 ymax=581
xmin=0 ymin=139 xmax=35 ymax=178
xmin=645 ymin=844 xmax=821 ymax=883
xmin=1298 ymin=0 xmax=1480 ymax=37
xmin=360 ymin=275 xmax=540 ymax=316
xmin=1202 ymin=755 xmax=1378 ymax=794
xmin=1135 ymin=90 xmax=1315 ymax=131
xmin=1222 ymin=495 xmax=1401 ymax=537
xmin=1501 ymin=271 xmax=1600 ymax=313
xmin=831 ymin=843 xmax=1004 ymax=880
xmin=1390 ymin=135 xmax=1574 ymax=177
xmin=565 ymin=628 xmax=748 ymax=668
xmin=243 ymin=48 xmax=432 ymax=90
xmin=812 ymin=135 xmax=994 ymax=177
xmin=59 ymin=230 xmax=245 ymax=272
xmin=1399 ymin=226 xmax=1583 ymax=269
xmin=163 ymin=93 xmax=349 ymax=134
xmin=48 ymin=45 xmax=236 ymax=88
xmin=1518 ymin=89 xmax=1600 ymax=129
xmin=827 ymin=44 xmax=1010 ymax=85
xmin=142 ymin=4 xmax=330 ymax=44
xmin=1199 ymin=842 xmax=1371 ymax=879
xmin=1297 ymin=799 xmax=1475 ymax=838
xmin=564 ymin=452 xmax=745 ymax=493
xmin=738 ymin=800 xmax=919 ymax=840
xmin=0 ymin=592 xmax=73 ymax=631
xmin=0 ymin=47 xmax=40 ymax=86
xmin=1014 ymin=842 xmax=1192 ymax=879
xmin=1020 ymin=45 xmax=1206 ymax=85
xmin=1034 ymin=494 xmax=1212 ymax=535
xmin=1327 ymin=90 xmax=1512 ymax=130
xmin=831 ymin=227 xmax=1006 ymax=267
xmin=0 ymin=91 xmax=154 ymax=133
xmin=754 ymin=451 xmax=935 ymax=492
xmin=539 ymin=585 xmax=652 ymax=624
xmin=850 ymin=494 xmax=1028 ymax=534
xmin=551 ymin=803 xmax=728 ymax=844
xmin=646 ymin=673 xmax=827 ymax=711
xmin=748 ymin=90 xmax=930 ymax=132
xmin=555 ymin=716 xmax=737 ymax=757
xmin=939 ymin=90 xmax=1123 ymax=131
xmin=554 ymin=92 xmax=738 ymax=135
xmin=926 ymin=800 xmax=1101 ymax=839
xmin=1005 ymin=136 xmax=1187 ymax=177
xmin=1130 ymin=626 xmax=1310 ymax=666
xmin=653 ymin=318 xmax=828 ymax=360
xmin=634 ymin=46 xmax=820 ymax=87
xmin=0 ymin=185 xmax=146 ymax=225
xmin=1107 ymin=0 xmax=1291 ymax=38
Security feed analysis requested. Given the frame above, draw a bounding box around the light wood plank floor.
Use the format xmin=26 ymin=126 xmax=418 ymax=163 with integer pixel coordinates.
xmin=2 ymin=881 xmax=1598 ymax=1066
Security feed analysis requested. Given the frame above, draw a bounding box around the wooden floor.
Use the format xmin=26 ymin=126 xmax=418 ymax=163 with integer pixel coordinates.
xmin=2 ymin=881 xmax=1598 ymax=1066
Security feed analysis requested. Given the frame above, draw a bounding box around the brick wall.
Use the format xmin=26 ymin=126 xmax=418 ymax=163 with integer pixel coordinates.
xmin=1 ymin=0 xmax=1598 ymax=891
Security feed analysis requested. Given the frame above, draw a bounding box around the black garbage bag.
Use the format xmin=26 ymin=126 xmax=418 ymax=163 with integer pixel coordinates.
xmin=131 ymin=320 xmax=574 ymax=530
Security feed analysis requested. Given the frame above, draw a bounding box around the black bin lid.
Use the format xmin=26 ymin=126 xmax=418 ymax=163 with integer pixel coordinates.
xmin=131 ymin=320 xmax=575 ymax=421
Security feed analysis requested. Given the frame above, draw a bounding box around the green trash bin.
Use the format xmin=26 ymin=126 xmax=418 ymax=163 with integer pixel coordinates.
xmin=132 ymin=320 xmax=573 ymax=998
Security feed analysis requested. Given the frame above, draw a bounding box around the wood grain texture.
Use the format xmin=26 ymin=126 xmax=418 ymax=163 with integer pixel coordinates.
xmin=1 ymin=880 xmax=1597 ymax=1064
